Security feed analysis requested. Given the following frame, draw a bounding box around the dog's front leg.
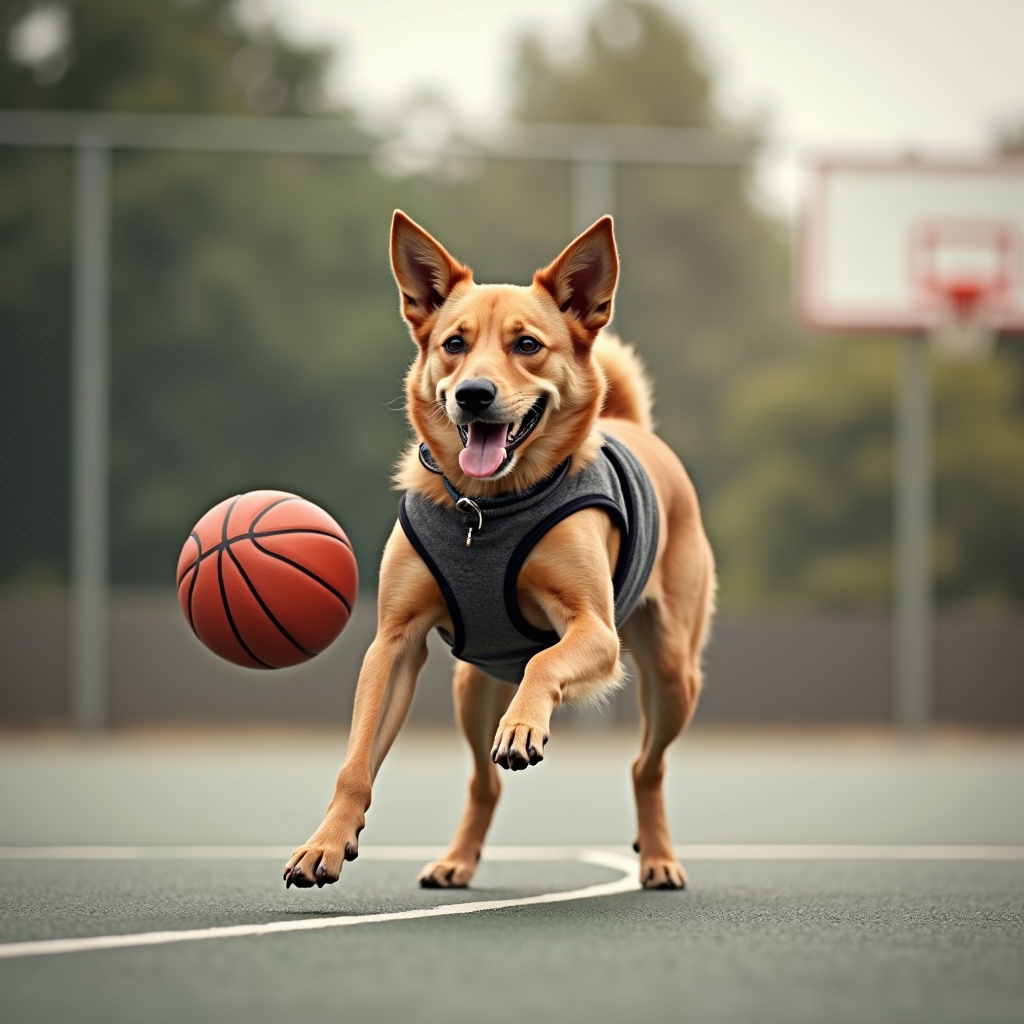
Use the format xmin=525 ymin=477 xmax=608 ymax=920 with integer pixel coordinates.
xmin=491 ymin=512 xmax=621 ymax=770
xmin=284 ymin=526 xmax=445 ymax=888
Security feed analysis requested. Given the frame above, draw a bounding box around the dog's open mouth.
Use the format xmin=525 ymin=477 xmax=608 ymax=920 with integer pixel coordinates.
xmin=456 ymin=395 xmax=548 ymax=479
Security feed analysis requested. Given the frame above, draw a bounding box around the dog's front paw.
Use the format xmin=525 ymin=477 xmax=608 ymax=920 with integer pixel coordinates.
xmin=639 ymin=855 xmax=688 ymax=890
xmin=418 ymin=856 xmax=477 ymax=889
xmin=283 ymin=822 xmax=362 ymax=889
xmin=491 ymin=720 xmax=548 ymax=771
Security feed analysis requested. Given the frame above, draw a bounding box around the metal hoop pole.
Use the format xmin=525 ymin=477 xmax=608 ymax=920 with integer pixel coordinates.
xmin=893 ymin=333 xmax=933 ymax=729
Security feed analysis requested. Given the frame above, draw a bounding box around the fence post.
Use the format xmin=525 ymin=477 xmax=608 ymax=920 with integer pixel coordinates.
xmin=893 ymin=332 xmax=933 ymax=728
xmin=69 ymin=130 xmax=111 ymax=731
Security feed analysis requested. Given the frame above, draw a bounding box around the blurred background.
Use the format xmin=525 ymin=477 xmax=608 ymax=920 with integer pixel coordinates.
xmin=1 ymin=0 xmax=1022 ymax=732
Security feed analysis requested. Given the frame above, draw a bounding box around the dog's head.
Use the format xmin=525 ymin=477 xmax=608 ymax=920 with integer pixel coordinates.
xmin=390 ymin=211 xmax=619 ymax=495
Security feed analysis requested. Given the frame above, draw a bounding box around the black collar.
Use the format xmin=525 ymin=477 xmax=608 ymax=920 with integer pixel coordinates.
xmin=418 ymin=443 xmax=572 ymax=518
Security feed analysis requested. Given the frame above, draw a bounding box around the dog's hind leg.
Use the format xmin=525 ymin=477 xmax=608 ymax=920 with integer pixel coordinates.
xmin=418 ymin=663 xmax=515 ymax=888
xmin=623 ymin=555 xmax=711 ymax=889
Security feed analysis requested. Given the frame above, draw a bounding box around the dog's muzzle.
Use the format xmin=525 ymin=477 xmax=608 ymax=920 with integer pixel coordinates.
xmin=455 ymin=394 xmax=549 ymax=479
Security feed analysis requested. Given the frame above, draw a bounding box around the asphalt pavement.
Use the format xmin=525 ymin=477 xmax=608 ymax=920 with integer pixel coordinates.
xmin=1 ymin=726 xmax=1022 ymax=1024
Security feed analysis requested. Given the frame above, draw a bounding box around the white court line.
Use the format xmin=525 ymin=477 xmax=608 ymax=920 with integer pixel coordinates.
xmin=1 ymin=844 xmax=1021 ymax=961
xmin=1 ymin=843 xmax=1023 ymax=861
xmin=0 ymin=848 xmax=638 ymax=962
xmin=679 ymin=844 xmax=1024 ymax=861
xmin=0 ymin=845 xmax=606 ymax=862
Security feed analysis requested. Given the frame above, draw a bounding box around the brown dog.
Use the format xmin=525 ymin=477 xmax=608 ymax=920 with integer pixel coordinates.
xmin=284 ymin=212 xmax=715 ymax=890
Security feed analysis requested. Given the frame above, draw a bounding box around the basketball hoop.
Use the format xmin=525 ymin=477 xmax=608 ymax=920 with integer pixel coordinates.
xmin=912 ymin=219 xmax=1016 ymax=361
xmin=928 ymin=279 xmax=997 ymax=361
xmin=799 ymin=159 xmax=1024 ymax=349
xmin=797 ymin=157 xmax=1024 ymax=730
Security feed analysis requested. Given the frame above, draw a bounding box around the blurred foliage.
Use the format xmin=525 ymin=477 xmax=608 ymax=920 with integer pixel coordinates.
xmin=513 ymin=2 xmax=795 ymax=492
xmin=0 ymin=144 xmax=72 ymax=587
xmin=0 ymin=0 xmax=332 ymax=114
xmin=2 ymin=0 xmax=1023 ymax=610
xmin=932 ymin=355 xmax=1024 ymax=605
xmin=106 ymin=150 xmax=407 ymax=582
xmin=714 ymin=336 xmax=1024 ymax=610
xmin=515 ymin=0 xmax=717 ymax=127
xmin=713 ymin=339 xmax=897 ymax=610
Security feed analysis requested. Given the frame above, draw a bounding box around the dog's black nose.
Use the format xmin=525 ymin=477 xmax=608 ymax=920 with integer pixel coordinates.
xmin=455 ymin=378 xmax=498 ymax=414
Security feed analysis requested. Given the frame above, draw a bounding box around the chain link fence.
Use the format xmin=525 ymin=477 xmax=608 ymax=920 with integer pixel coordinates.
xmin=2 ymin=114 xmax=1022 ymax=727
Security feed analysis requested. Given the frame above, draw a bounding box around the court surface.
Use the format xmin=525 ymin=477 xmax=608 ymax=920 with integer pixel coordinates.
xmin=1 ymin=726 xmax=1022 ymax=1023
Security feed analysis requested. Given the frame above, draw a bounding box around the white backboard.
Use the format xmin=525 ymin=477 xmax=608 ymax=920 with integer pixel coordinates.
xmin=798 ymin=157 xmax=1024 ymax=333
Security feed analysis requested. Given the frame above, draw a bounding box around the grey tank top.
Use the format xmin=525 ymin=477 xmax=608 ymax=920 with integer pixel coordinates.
xmin=397 ymin=433 xmax=659 ymax=684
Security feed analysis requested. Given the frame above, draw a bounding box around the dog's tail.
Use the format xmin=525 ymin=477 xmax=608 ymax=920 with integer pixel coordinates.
xmin=594 ymin=333 xmax=655 ymax=431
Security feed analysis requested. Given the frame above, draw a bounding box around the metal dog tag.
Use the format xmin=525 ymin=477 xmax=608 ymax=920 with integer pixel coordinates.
xmin=455 ymin=497 xmax=483 ymax=548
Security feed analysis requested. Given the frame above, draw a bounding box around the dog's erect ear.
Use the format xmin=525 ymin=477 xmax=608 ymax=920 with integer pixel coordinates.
xmin=534 ymin=216 xmax=619 ymax=337
xmin=390 ymin=211 xmax=472 ymax=333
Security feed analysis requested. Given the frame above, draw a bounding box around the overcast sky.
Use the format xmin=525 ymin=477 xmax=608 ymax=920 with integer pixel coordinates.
xmin=254 ymin=0 xmax=1024 ymax=211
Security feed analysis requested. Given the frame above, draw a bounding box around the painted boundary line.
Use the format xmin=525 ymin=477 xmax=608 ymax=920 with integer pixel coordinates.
xmin=0 ymin=848 xmax=637 ymax=962
xmin=682 ymin=844 xmax=1024 ymax=860
xmin=1 ymin=844 xmax=1021 ymax=961
xmin=1 ymin=844 xmax=1023 ymax=861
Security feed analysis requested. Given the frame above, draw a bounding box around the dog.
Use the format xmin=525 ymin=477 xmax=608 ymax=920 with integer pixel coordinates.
xmin=284 ymin=211 xmax=716 ymax=890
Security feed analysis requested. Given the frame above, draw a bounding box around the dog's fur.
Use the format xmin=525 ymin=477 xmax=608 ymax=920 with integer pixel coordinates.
xmin=284 ymin=212 xmax=716 ymax=890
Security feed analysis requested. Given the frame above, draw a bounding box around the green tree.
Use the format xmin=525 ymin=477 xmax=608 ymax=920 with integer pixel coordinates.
xmin=932 ymin=356 xmax=1024 ymax=605
xmin=0 ymin=143 xmax=72 ymax=585
xmin=506 ymin=1 xmax=1024 ymax=611
xmin=508 ymin=0 xmax=795 ymax=502
xmin=712 ymin=337 xmax=1024 ymax=610
xmin=501 ymin=0 xmax=798 ymax=610
xmin=107 ymin=150 xmax=407 ymax=583
xmin=1 ymin=0 xmax=331 ymax=114
xmin=711 ymin=339 xmax=896 ymax=610
xmin=8 ymin=0 xmax=1019 ymax=613
xmin=710 ymin=115 xmax=1024 ymax=611
xmin=1 ymin=0 xmax=408 ymax=588
xmin=514 ymin=0 xmax=717 ymax=128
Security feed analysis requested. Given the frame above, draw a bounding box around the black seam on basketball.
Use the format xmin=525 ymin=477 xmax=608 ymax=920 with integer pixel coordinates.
xmin=184 ymin=532 xmax=202 ymax=633
xmin=250 ymin=495 xmax=299 ymax=533
xmin=177 ymin=530 xmax=204 ymax=588
xmin=224 ymin=542 xmax=317 ymax=658
xmin=218 ymin=497 xmax=273 ymax=669
xmin=183 ymin=529 xmax=354 ymax=572
xmin=220 ymin=497 xmax=238 ymax=552
xmin=251 ymin=527 xmax=353 ymax=551
xmin=249 ymin=495 xmax=353 ymax=552
xmin=248 ymin=535 xmax=353 ymax=614
xmin=177 ymin=496 xmax=295 ymax=585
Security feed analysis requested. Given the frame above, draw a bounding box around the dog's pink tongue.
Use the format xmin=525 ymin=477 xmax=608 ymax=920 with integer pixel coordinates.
xmin=459 ymin=422 xmax=507 ymax=478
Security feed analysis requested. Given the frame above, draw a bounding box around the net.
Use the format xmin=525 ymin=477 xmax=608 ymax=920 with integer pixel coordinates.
xmin=928 ymin=280 xmax=997 ymax=361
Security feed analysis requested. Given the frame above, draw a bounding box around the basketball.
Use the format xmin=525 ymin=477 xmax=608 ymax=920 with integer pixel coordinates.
xmin=176 ymin=490 xmax=358 ymax=669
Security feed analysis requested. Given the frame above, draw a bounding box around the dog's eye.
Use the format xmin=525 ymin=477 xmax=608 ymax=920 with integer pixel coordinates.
xmin=442 ymin=336 xmax=465 ymax=354
xmin=514 ymin=336 xmax=542 ymax=355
